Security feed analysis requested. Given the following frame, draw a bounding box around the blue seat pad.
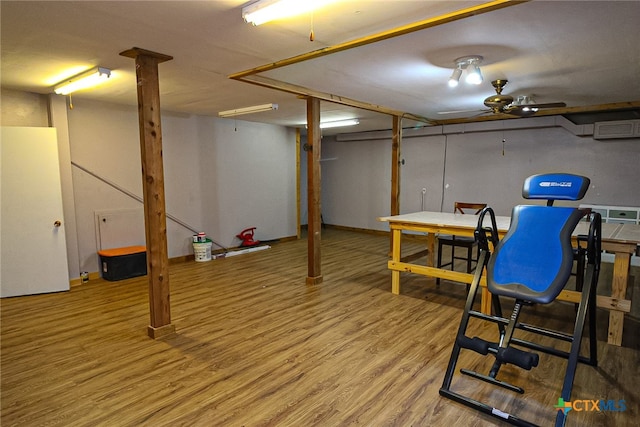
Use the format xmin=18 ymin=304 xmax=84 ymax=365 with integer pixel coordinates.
xmin=487 ymin=205 xmax=585 ymax=304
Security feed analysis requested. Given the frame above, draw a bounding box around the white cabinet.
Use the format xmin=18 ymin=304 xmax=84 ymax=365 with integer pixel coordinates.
xmin=580 ymin=204 xmax=640 ymax=225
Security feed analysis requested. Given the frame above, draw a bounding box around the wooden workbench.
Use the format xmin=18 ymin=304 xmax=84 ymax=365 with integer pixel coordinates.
xmin=379 ymin=211 xmax=638 ymax=346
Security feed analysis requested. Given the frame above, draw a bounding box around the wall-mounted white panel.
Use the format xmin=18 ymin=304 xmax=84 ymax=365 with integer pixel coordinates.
xmin=95 ymin=208 xmax=145 ymax=250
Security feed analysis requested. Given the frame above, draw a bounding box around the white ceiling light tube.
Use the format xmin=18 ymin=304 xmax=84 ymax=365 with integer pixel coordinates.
xmin=53 ymin=67 xmax=111 ymax=95
xmin=219 ymin=103 xmax=278 ymax=117
xmin=242 ymin=0 xmax=337 ymax=26
xmin=319 ymin=118 xmax=359 ymax=129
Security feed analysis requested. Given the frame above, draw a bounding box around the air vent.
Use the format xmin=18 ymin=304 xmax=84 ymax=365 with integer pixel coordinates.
xmin=593 ymin=119 xmax=640 ymax=140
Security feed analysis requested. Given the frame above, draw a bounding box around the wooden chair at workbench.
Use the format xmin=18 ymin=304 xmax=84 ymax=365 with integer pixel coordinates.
xmin=436 ymin=202 xmax=487 ymax=286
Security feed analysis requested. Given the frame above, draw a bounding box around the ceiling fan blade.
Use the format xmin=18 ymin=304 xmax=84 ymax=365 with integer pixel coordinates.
xmin=445 ymin=79 xmax=567 ymax=119
xmin=468 ymin=110 xmax=493 ymax=118
xmin=524 ymin=102 xmax=567 ymax=109
xmin=504 ymin=108 xmax=537 ymax=117
xmin=437 ymin=108 xmax=484 ymax=115
xmin=504 ymin=101 xmax=567 ymax=116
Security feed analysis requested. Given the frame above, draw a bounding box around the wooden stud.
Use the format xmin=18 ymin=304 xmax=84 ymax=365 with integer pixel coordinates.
xmin=120 ymin=47 xmax=175 ymax=339
xmin=391 ymin=228 xmax=401 ymax=294
xmin=389 ymin=115 xmax=402 ymax=254
xmin=296 ymin=128 xmax=301 ymax=240
xmin=306 ymin=97 xmax=322 ymax=285
xmin=390 ymin=115 xmax=402 ymax=217
xmin=608 ymin=251 xmax=631 ymax=345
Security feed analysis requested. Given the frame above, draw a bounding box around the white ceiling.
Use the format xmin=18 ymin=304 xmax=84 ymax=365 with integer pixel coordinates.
xmin=2 ymin=0 xmax=639 ymax=134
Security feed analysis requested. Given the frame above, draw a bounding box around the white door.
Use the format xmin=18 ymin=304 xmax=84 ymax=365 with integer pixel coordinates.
xmin=1 ymin=127 xmax=70 ymax=297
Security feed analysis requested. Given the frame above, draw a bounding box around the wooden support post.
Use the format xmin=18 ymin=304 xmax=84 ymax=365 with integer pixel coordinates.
xmin=391 ymin=228 xmax=402 ymax=294
xmin=120 ymin=47 xmax=175 ymax=339
xmin=306 ymin=97 xmax=323 ymax=285
xmin=296 ymin=128 xmax=301 ymax=240
xmin=608 ymin=251 xmax=631 ymax=345
xmin=389 ymin=115 xmax=402 ymax=254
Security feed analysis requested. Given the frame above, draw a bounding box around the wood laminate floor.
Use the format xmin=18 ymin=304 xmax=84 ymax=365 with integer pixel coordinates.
xmin=1 ymin=228 xmax=638 ymax=426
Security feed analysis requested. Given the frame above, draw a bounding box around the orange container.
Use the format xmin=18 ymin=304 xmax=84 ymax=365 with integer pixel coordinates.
xmin=98 ymin=246 xmax=147 ymax=281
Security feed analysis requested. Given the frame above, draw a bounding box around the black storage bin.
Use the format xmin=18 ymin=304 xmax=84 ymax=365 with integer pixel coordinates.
xmin=98 ymin=246 xmax=147 ymax=281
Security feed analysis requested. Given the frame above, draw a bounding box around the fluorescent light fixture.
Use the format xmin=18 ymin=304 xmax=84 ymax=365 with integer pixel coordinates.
xmin=53 ymin=67 xmax=111 ymax=95
xmin=242 ymin=0 xmax=336 ymax=26
xmin=319 ymin=118 xmax=359 ymax=129
xmin=218 ymin=103 xmax=278 ymax=118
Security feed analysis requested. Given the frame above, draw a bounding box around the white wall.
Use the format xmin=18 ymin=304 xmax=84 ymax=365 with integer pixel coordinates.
xmin=67 ymin=98 xmax=297 ymax=274
xmin=3 ymin=89 xmax=639 ymax=276
xmin=0 ymin=88 xmax=49 ymax=127
xmin=202 ymin=118 xmax=297 ymax=247
xmin=321 ymin=121 xmax=640 ymax=232
xmin=320 ymin=137 xmax=393 ymax=230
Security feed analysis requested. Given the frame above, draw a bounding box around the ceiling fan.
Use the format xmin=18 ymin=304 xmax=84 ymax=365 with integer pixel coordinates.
xmin=484 ymin=79 xmax=566 ymax=116
xmin=438 ymin=79 xmax=567 ymax=117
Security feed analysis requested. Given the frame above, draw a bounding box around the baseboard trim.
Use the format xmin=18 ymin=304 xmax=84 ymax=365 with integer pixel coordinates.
xmin=70 ymin=235 xmax=302 ymax=286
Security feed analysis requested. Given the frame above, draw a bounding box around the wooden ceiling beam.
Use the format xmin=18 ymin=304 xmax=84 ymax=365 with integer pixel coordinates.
xmin=229 ymin=1 xmax=529 ymax=125
xmin=229 ymin=0 xmax=528 ymax=79
xmin=235 ymin=74 xmax=434 ymax=125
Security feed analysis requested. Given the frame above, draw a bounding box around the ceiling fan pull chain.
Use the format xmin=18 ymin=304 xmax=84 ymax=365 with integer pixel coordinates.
xmin=309 ymin=11 xmax=315 ymax=41
xmin=501 ymin=122 xmax=505 ymax=156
